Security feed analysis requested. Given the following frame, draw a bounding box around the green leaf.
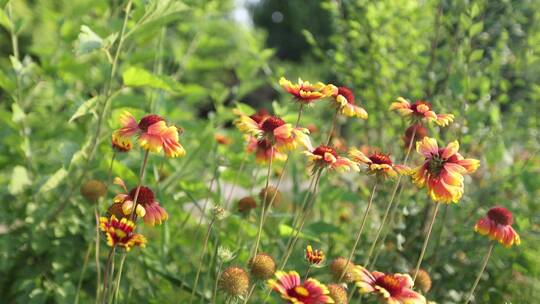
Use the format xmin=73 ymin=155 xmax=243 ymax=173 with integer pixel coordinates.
xmin=8 ymin=165 xmax=32 ymax=195
xmin=11 ymin=102 xmax=25 ymax=123
xmin=471 ymin=3 xmax=481 ymax=18
xmin=75 ymin=25 xmax=103 ymax=55
xmin=68 ymin=96 xmax=98 ymax=123
xmin=470 ymin=22 xmax=483 ymax=37
xmin=0 ymin=8 xmax=11 ymax=31
xmin=470 ymin=49 xmax=484 ymax=62
xmin=38 ymin=168 xmax=68 ymax=193
xmin=279 ymin=224 xmax=320 ymax=242
xmin=122 ymin=67 xmax=204 ymax=96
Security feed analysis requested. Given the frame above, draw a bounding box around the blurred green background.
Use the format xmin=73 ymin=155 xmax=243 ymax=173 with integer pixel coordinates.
xmin=1 ymin=0 xmax=539 ymax=303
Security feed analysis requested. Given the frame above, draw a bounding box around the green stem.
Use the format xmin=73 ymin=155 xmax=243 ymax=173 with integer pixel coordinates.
xmin=112 ymin=254 xmax=127 ymax=304
xmin=129 ymin=150 xmax=150 ymax=220
xmin=95 ymin=206 xmax=102 ymax=301
xmin=211 ymin=262 xmax=223 ymax=304
xmin=339 ymin=180 xmax=378 ymax=282
xmin=189 ymin=218 xmax=215 ymax=303
xmin=412 ymin=202 xmax=440 ymax=282
xmin=326 ymin=109 xmax=339 ymax=145
xmin=465 ymin=243 xmax=494 ymax=304
xmin=75 ymin=240 xmax=92 ymax=304
xmin=250 ymin=147 xmax=274 ymax=259
xmin=101 ymin=247 xmax=116 ymax=304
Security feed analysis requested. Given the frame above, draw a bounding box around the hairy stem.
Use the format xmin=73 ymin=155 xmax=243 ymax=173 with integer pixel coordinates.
xmin=413 ymin=202 xmax=440 ymax=282
xmin=465 ymin=243 xmax=494 ymax=304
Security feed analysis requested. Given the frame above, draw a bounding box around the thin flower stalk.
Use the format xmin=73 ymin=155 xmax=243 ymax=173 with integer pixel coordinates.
xmin=250 ymin=146 xmax=274 ymax=260
xmin=364 ymin=126 xmax=417 ymax=265
xmin=279 ymin=169 xmax=323 ymax=270
xmin=101 ymin=247 xmax=116 ymax=304
xmin=326 ymin=109 xmax=340 ymax=145
xmin=94 ymin=206 xmax=102 ymax=300
xmin=412 ymin=201 xmax=441 ymax=281
xmin=464 ymin=242 xmax=494 ymax=304
xmin=112 ymin=253 xmax=127 ymax=304
xmin=74 ymin=241 xmax=92 ymax=304
xmin=212 ymin=261 xmax=224 ymax=304
xmin=339 ymin=180 xmax=379 ymax=282
xmin=224 ymin=151 xmax=248 ymax=209
xmin=189 ymin=217 xmax=216 ymax=303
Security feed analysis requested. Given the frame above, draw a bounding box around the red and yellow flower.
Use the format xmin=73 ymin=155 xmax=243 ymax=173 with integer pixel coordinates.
xmin=99 ymin=215 xmax=147 ymax=251
xmin=305 ymin=245 xmax=325 ymax=266
xmin=354 ymin=266 xmax=426 ymax=304
xmin=390 ymin=97 xmax=454 ymax=127
xmin=268 ymin=271 xmax=334 ymax=304
xmin=332 ymin=86 xmax=368 ymax=119
xmin=279 ymin=77 xmax=337 ymax=105
xmin=474 ymin=206 xmax=521 ymax=248
xmin=113 ymin=177 xmax=168 ymax=226
xmin=349 ymin=149 xmax=410 ymax=179
xmin=112 ymin=112 xmax=185 ymax=157
xmin=235 ymin=114 xmax=312 ymax=152
xmin=246 ymin=138 xmax=287 ymax=163
xmin=412 ymin=137 xmax=480 ymax=203
xmin=304 ymin=145 xmax=358 ymax=173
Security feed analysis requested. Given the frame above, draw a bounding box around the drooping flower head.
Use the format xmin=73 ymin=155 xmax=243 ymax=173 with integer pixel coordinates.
xmin=235 ymin=113 xmax=312 ymax=152
xmin=99 ymin=215 xmax=147 ymax=251
xmin=331 ymin=86 xmax=368 ymax=119
xmin=304 ymin=145 xmax=358 ymax=174
xmin=305 ymin=245 xmax=325 ymax=266
xmin=474 ymin=206 xmax=521 ymax=248
xmin=112 ymin=112 xmax=185 ymax=157
xmin=279 ymin=77 xmax=337 ymax=105
xmin=390 ymin=97 xmax=454 ymax=127
xmin=412 ymin=137 xmax=480 ymax=203
xmin=247 ymin=138 xmax=287 ymax=163
xmin=354 ymin=266 xmax=426 ymax=304
xmin=268 ymin=271 xmax=334 ymax=304
xmin=112 ymin=177 xmax=168 ymax=226
xmin=349 ymin=148 xmax=410 ymax=179
xmin=403 ymin=123 xmax=428 ymax=150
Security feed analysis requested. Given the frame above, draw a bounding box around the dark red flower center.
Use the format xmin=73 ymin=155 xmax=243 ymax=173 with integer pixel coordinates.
xmin=129 ymin=186 xmax=155 ymax=206
xmin=369 ymin=152 xmax=393 ymax=165
xmin=250 ymin=109 xmax=270 ymax=124
xmin=375 ymin=275 xmax=403 ymax=296
xmin=138 ymin=114 xmax=164 ymax=131
xmin=487 ymin=206 xmax=513 ymax=225
xmin=261 ymin=116 xmax=285 ymax=133
xmin=313 ymin=145 xmax=338 ymax=158
xmin=411 ymin=101 xmax=432 ymax=114
xmin=337 ymin=86 xmax=355 ymax=104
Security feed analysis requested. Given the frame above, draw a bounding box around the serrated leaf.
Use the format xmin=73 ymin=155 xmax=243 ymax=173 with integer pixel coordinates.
xmin=9 ymin=165 xmax=32 ymax=195
xmin=38 ymin=168 xmax=68 ymax=193
xmin=69 ymin=96 xmax=98 ymax=123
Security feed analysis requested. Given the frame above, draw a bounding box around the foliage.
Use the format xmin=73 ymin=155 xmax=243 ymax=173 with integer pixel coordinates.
xmin=0 ymin=0 xmax=539 ymax=303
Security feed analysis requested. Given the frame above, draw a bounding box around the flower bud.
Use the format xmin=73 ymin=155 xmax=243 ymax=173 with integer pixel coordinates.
xmin=327 ymin=283 xmax=348 ymax=304
xmin=259 ymin=186 xmax=281 ymax=208
xmin=237 ymin=196 xmax=257 ymax=213
xmin=410 ymin=268 xmax=432 ymax=293
xmin=330 ymin=257 xmax=355 ymax=283
xmin=80 ymin=180 xmax=107 ymax=203
xmin=249 ymin=253 xmax=276 ymax=280
xmin=218 ymin=266 xmax=250 ymax=296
